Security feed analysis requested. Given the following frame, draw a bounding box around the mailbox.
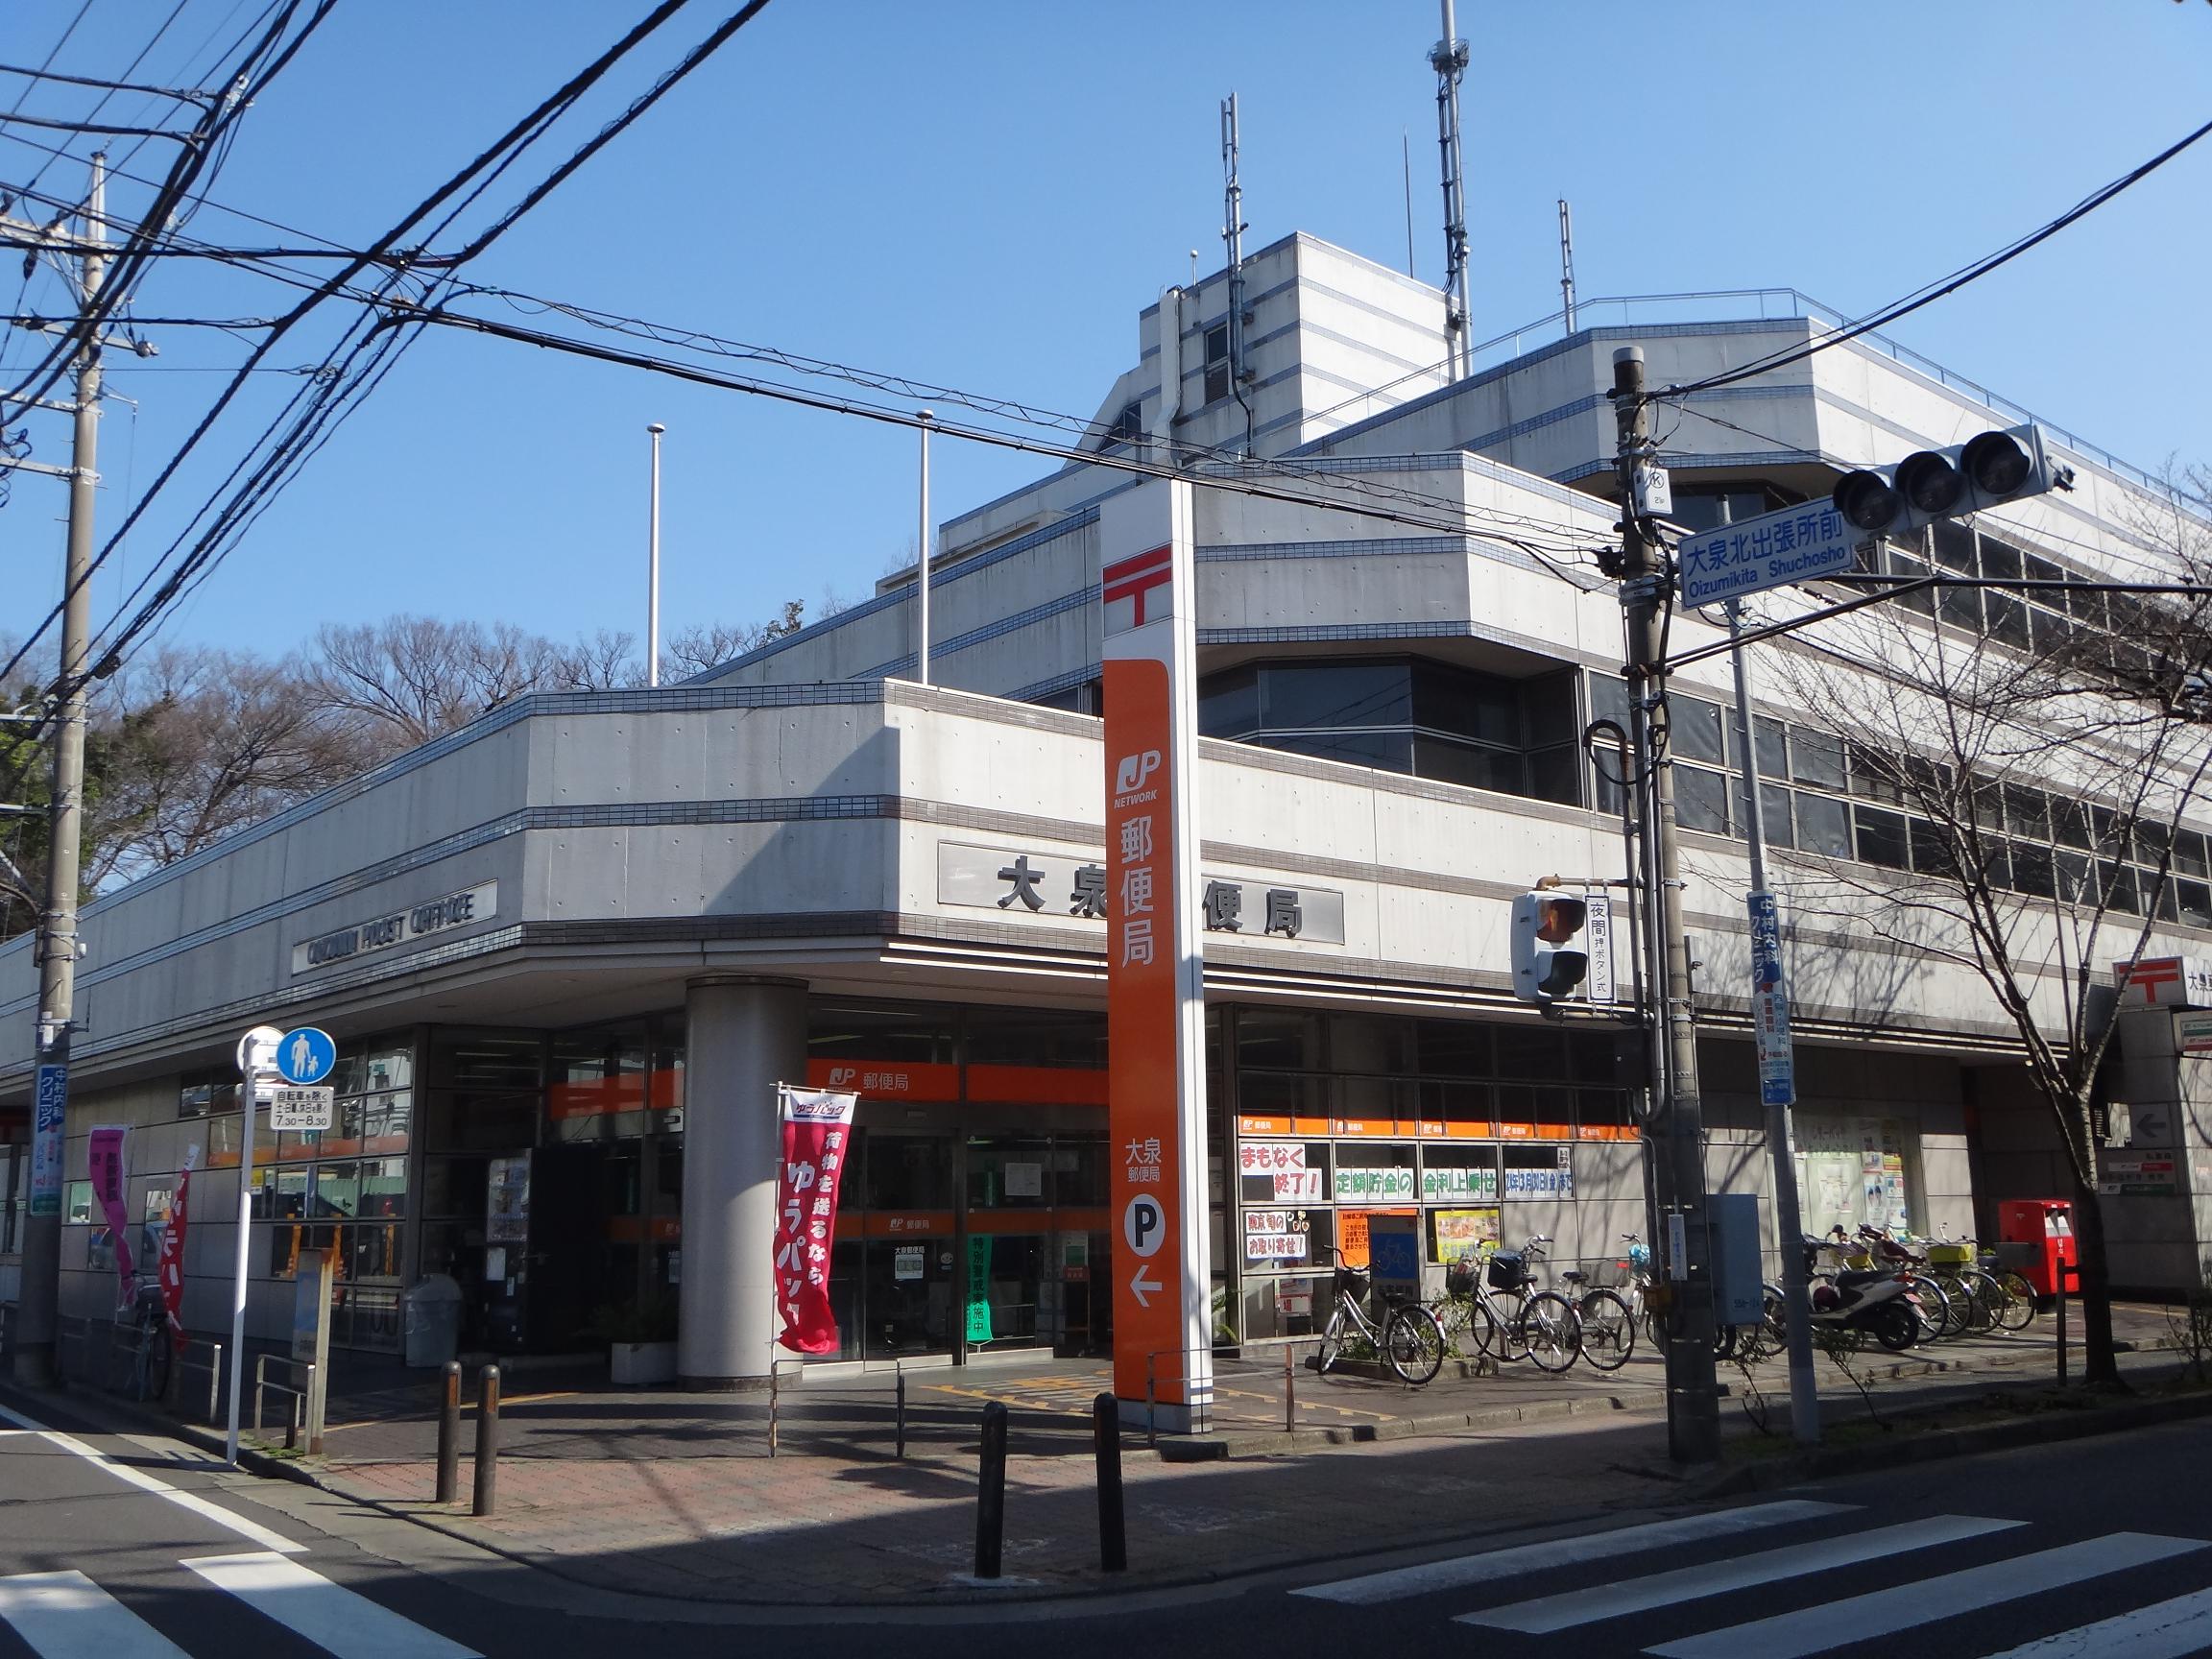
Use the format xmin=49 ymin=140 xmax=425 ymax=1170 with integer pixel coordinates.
xmin=1997 ymin=1198 xmax=2076 ymax=1297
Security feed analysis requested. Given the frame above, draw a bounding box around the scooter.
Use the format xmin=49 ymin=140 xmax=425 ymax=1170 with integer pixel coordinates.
xmin=1798 ymin=1235 xmax=1923 ymax=1351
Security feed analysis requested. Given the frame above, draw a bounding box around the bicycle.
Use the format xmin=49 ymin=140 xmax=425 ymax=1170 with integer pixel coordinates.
xmin=1311 ymin=1245 xmax=1447 ymax=1385
xmin=1563 ymin=1237 xmax=1642 ymax=1372
xmin=1441 ymin=1235 xmax=1581 ymax=1373
xmin=108 ymin=1280 xmax=172 ymax=1404
xmin=1927 ymin=1233 xmax=2037 ymax=1333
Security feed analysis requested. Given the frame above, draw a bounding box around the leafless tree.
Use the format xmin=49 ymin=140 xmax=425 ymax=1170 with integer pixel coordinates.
xmin=1744 ymin=487 xmax=2212 ymax=1383
xmin=660 ymin=602 xmax=805 ymax=681
xmin=307 ymin=615 xmax=571 ymax=749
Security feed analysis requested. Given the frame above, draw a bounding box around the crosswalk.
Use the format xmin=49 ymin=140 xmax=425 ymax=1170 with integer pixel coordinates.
xmin=0 ymin=1552 xmax=478 ymax=1659
xmin=1292 ymin=1500 xmax=2212 ymax=1657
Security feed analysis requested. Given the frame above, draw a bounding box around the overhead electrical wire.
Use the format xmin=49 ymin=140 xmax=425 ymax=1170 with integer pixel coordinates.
xmin=1653 ymin=114 xmax=2212 ymax=403
xmin=0 ymin=2 xmax=781 ymax=723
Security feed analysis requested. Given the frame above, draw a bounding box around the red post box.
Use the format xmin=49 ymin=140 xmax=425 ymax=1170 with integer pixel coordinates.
xmin=1997 ymin=1199 xmax=2076 ymax=1297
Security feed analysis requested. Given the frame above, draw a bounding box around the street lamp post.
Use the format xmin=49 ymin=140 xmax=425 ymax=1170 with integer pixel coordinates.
xmin=646 ymin=422 xmax=665 ymax=688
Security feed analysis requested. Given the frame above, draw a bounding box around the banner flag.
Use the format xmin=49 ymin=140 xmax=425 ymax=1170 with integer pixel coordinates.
xmin=87 ymin=1125 xmax=133 ymax=1296
xmin=158 ymin=1151 xmax=196 ymax=1352
xmin=772 ymin=1084 xmax=859 ymax=1354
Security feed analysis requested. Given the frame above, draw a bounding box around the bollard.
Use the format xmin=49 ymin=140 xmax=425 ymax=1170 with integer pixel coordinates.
xmin=769 ymin=1356 xmax=780 ymax=1458
xmin=1092 ymin=1392 xmax=1126 ymax=1574
xmin=1144 ymin=1354 xmax=1157 ymax=1451
xmin=974 ymin=1401 xmax=1009 ymax=1579
xmin=2056 ymin=1263 xmax=2072 ymax=1387
xmin=896 ymin=1361 xmax=907 ymax=1461
xmin=1285 ymin=1343 xmax=1296 ymax=1431
xmin=471 ymin=1364 xmax=500 ymax=1517
xmin=434 ymin=1360 xmax=462 ymax=1504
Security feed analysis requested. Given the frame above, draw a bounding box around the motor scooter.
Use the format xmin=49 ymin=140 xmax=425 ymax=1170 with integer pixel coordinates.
xmin=1799 ymin=1235 xmax=1922 ymax=1351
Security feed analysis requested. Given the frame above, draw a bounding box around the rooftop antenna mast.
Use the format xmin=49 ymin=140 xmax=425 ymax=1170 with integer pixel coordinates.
xmin=1429 ymin=0 xmax=1472 ymax=379
xmin=1221 ymin=92 xmax=1254 ymax=454
xmin=1558 ymin=198 xmax=1577 ymax=333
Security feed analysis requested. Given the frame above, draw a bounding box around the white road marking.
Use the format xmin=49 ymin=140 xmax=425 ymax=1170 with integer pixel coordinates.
xmin=1462 ymin=1514 xmax=2024 ymax=1633
xmin=0 ymin=1570 xmax=193 ymax=1659
xmin=0 ymin=1401 xmax=46 ymax=1430
xmin=1978 ymin=1585 xmax=2212 ymax=1658
xmin=1291 ymin=1500 xmax=1859 ymax=1604
xmin=183 ymin=1551 xmax=479 ymax=1659
xmin=35 ymin=1431 xmax=304 ymax=1554
xmin=1647 ymin=1532 xmax=2211 ymax=1659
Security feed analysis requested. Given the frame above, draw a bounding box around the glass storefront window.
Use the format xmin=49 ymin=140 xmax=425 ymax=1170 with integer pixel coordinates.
xmin=808 ymin=1003 xmax=954 ymax=1064
xmin=968 ymin=1137 xmax=1052 ymax=1209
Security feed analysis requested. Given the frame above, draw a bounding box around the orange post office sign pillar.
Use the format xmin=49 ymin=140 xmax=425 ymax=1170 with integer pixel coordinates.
xmin=1101 ymin=479 xmax=1213 ymax=1431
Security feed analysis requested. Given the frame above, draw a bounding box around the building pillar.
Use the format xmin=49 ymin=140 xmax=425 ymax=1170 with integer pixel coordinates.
xmin=679 ymin=975 xmax=808 ymax=1389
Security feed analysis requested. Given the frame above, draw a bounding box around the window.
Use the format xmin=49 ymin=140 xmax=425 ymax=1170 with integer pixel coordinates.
xmin=1203 ymin=325 xmax=1230 ymax=404
xmin=1791 ymin=726 xmax=1845 ymax=790
xmin=1671 ymin=697 xmax=1726 ymax=765
xmin=1676 ymin=765 xmax=1731 ymax=835
xmin=1855 ymin=806 xmax=1910 ymax=870
xmin=1099 ymin=399 xmax=1142 ymax=450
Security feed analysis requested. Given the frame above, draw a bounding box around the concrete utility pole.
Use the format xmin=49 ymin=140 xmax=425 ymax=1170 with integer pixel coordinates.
xmin=916 ymin=408 xmax=932 ymax=686
xmin=13 ymin=153 xmax=107 ymax=1388
xmin=1611 ymin=345 xmax=1720 ymax=1463
xmin=645 ymin=422 xmax=664 ymax=687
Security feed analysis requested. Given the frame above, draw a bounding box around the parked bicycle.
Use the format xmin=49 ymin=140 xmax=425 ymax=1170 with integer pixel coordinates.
xmin=108 ymin=1279 xmax=171 ymax=1403
xmin=1437 ymin=1235 xmax=1581 ymax=1373
xmin=1311 ymin=1244 xmax=1447 ymax=1384
xmin=1917 ymin=1228 xmax=2038 ymax=1334
xmin=1564 ymin=1237 xmax=1641 ymax=1371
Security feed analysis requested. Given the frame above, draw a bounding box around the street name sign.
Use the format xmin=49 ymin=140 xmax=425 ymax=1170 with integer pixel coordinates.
xmin=1678 ymin=501 xmax=1863 ymax=610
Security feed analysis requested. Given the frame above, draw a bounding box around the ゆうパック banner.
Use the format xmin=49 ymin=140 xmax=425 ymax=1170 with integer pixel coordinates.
xmin=772 ymin=1085 xmax=859 ymax=1354
xmin=87 ymin=1125 xmax=133 ymax=1297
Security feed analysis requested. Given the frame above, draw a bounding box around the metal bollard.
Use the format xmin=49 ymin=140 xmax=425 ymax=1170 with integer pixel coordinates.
xmin=1285 ymin=1343 xmax=1296 ymax=1431
xmin=974 ymin=1401 xmax=1009 ymax=1579
xmin=896 ymin=1361 xmax=907 ymax=1460
xmin=471 ymin=1365 xmax=500 ymax=1517
xmin=2056 ymin=1263 xmax=2071 ymax=1387
xmin=1144 ymin=1354 xmax=1157 ymax=1450
xmin=1093 ymin=1392 xmax=1126 ymax=1574
xmin=769 ymin=1357 xmax=780 ymax=1458
xmin=435 ymin=1360 xmax=462 ymax=1504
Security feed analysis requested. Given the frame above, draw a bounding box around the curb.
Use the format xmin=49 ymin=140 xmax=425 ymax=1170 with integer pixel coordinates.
xmin=1156 ymin=1389 xmax=1659 ymax=1460
xmin=1697 ymin=1380 xmax=2212 ymax=1498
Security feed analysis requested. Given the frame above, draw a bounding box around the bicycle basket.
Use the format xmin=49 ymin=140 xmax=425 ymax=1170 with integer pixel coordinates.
xmin=1487 ymin=1250 xmax=1527 ymax=1291
xmin=1444 ymin=1260 xmax=1477 ymax=1299
xmin=1926 ymin=1242 xmax=1974 ymax=1267
xmin=1336 ymin=1267 xmax=1371 ymax=1301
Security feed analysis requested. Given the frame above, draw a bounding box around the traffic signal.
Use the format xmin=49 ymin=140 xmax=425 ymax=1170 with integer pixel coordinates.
xmin=1831 ymin=423 xmax=2075 ymax=541
xmin=1511 ymin=891 xmax=1589 ymax=1004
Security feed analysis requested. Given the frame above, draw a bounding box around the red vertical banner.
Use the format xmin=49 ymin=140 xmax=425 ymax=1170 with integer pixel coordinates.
xmin=1101 ymin=479 xmax=1213 ymax=1431
xmin=158 ymin=1154 xmax=194 ymax=1351
xmin=87 ymin=1125 xmax=134 ymax=1295
xmin=772 ymin=1084 xmax=859 ymax=1354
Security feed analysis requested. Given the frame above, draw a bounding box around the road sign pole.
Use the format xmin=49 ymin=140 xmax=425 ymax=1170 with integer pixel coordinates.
xmin=228 ymin=1025 xmax=280 ymax=1465
xmin=1724 ymin=586 xmax=1821 ymax=1446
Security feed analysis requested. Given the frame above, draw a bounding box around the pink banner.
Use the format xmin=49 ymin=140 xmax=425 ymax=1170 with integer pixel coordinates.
xmin=157 ymin=1156 xmax=194 ymax=1352
xmin=772 ymin=1085 xmax=858 ymax=1355
xmin=87 ymin=1125 xmax=133 ymax=1293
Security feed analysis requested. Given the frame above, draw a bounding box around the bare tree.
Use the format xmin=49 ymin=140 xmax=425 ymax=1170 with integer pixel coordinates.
xmin=1749 ymin=491 xmax=2212 ymax=1383
xmin=659 ymin=602 xmax=805 ymax=681
xmin=307 ymin=615 xmax=571 ymax=749
xmin=547 ymin=629 xmax=641 ymax=691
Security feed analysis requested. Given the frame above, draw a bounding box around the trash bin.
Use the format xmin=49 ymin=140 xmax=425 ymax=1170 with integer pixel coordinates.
xmin=403 ymin=1273 xmax=464 ymax=1368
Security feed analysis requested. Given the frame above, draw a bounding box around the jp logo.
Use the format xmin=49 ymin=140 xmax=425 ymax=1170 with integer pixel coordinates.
xmin=1115 ymin=749 xmax=1161 ymax=795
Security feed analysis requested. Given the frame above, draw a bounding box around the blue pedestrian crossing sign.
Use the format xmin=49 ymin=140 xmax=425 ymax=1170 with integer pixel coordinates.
xmin=275 ymin=1026 xmax=336 ymax=1086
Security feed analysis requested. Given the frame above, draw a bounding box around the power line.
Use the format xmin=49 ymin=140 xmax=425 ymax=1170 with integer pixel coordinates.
xmin=1655 ymin=115 xmax=2212 ymax=402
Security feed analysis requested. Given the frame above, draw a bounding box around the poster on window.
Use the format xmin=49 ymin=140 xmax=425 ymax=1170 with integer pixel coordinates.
xmin=772 ymin=1083 xmax=860 ymax=1354
xmin=87 ymin=1125 xmax=134 ymax=1298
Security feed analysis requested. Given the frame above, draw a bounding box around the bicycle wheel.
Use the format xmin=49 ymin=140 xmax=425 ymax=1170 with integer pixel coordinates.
xmin=1994 ymin=1269 xmax=2037 ymax=1332
xmin=1494 ymin=1295 xmax=1531 ymax=1362
xmin=1384 ymin=1305 xmax=1447 ymax=1385
xmin=1907 ymin=1274 xmax=1957 ymax=1339
xmin=1956 ymin=1270 xmax=2005 ymax=1334
xmin=1314 ymin=1306 xmax=1347 ymax=1374
xmin=140 ymin=1317 xmax=172 ymax=1402
xmin=1517 ymin=1291 xmax=1580 ymax=1373
xmin=1458 ymin=1296 xmax=1500 ymax=1360
xmin=1575 ymin=1288 xmax=1634 ymax=1371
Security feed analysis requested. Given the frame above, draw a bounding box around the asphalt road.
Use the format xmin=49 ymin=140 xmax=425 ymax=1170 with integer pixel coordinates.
xmin=5 ymin=1388 xmax=2212 ymax=1659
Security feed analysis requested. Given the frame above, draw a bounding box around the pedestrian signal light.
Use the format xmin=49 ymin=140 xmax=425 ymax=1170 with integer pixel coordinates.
xmin=1512 ymin=891 xmax=1590 ymax=1004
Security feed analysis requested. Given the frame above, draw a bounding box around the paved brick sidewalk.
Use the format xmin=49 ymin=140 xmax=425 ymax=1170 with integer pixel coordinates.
xmin=281 ymin=1305 xmax=2183 ymax=1603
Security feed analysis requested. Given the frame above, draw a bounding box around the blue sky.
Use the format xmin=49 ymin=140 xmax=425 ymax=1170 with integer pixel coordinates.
xmin=6 ymin=1 xmax=2210 ymax=667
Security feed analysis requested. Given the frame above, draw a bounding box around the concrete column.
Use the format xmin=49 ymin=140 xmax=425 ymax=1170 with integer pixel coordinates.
xmin=679 ymin=975 xmax=808 ymax=1388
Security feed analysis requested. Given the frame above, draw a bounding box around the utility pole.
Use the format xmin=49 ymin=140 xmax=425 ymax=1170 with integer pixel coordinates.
xmin=12 ymin=153 xmax=106 ymax=1388
xmin=1611 ymin=345 xmax=1720 ymax=1463
xmin=645 ymin=422 xmax=664 ymax=687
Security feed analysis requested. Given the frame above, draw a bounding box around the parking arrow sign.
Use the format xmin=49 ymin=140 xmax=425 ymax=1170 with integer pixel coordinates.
xmin=1129 ymin=1266 xmax=1163 ymax=1309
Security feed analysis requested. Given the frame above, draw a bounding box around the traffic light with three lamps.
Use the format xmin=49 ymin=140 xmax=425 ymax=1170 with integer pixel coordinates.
xmin=1831 ymin=422 xmax=2074 ymax=541
xmin=1511 ymin=890 xmax=1590 ymax=1004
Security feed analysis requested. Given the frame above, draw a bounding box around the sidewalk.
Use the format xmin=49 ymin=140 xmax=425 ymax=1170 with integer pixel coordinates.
xmin=246 ymin=1302 xmax=2189 ymax=1604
